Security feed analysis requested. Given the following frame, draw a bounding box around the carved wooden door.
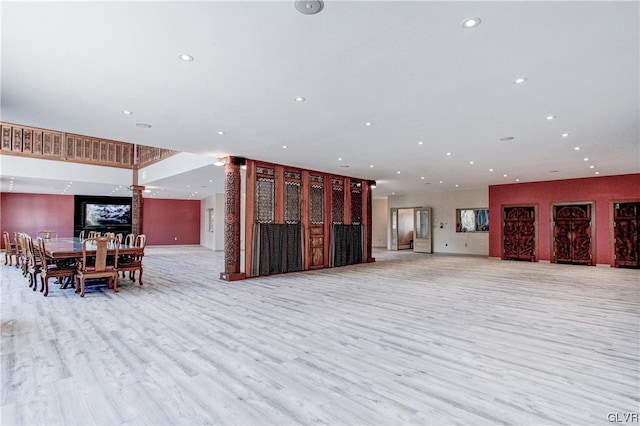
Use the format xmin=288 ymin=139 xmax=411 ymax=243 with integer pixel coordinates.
xmin=614 ymin=202 xmax=640 ymax=268
xmin=308 ymin=175 xmax=325 ymax=269
xmin=553 ymin=204 xmax=593 ymax=265
xmin=503 ymin=206 xmax=536 ymax=261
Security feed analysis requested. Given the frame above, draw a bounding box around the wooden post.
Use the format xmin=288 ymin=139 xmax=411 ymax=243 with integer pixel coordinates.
xmin=220 ymin=157 xmax=246 ymax=281
xmin=364 ymin=181 xmax=375 ymax=262
xmin=131 ymin=185 xmax=145 ymax=237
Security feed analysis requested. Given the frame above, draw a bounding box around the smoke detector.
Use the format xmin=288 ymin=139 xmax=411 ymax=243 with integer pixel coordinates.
xmin=295 ymin=0 xmax=324 ymax=15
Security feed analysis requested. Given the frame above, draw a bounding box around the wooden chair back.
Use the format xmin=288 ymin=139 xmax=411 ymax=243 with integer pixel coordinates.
xmin=135 ymin=234 xmax=147 ymax=249
xmin=79 ymin=230 xmax=86 ymax=241
xmin=37 ymin=230 xmax=58 ymax=240
xmin=124 ymin=234 xmax=135 ymax=247
xmin=80 ymin=237 xmax=119 ymax=272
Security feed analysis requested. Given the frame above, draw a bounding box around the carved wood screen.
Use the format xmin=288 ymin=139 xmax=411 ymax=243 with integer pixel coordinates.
xmin=614 ymin=202 xmax=640 ymax=268
xmin=552 ymin=204 xmax=593 ymax=265
xmin=503 ymin=206 xmax=536 ymax=261
xmin=243 ymin=159 xmax=373 ymax=278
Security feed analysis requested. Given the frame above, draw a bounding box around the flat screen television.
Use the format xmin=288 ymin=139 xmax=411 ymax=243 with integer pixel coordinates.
xmin=83 ymin=203 xmax=132 ymax=227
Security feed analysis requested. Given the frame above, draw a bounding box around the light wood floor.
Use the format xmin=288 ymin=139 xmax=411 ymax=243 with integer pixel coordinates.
xmin=1 ymin=247 xmax=638 ymax=425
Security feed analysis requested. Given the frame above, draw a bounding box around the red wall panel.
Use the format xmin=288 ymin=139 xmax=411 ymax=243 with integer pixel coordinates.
xmin=1 ymin=193 xmax=75 ymax=248
xmin=489 ymin=174 xmax=640 ymax=264
xmin=142 ymin=198 xmax=200 ymax=245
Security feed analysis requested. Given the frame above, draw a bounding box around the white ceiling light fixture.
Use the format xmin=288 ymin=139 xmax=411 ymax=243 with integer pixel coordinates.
xmin=562 ymin=132 xmax=570 ymax=138
xmin=295 ymin=0 xmax=324 ymax=15
xmin=122 ymin=110 xmax=133 ymax=115
xmin=462 ymin=17 xmax=481 ymax=28
xmin=546 ymin=115 xmax=556 ymax=120
xmin=178 ymin=54 xmax=194 ymax=62
xmin=294 ymin=96 xmax=305 ymax=102
xmin=446 ymin=152 xmax=452 ymax=156
xmin=513 ymin=77 xmax=528 ymax=84
xmin=365 ymin=122 xmax=373 ymax=126
xmin=418 ymin=141 xmax=423 ymax=145
xmin=217 ymin=131 xmax=225 ymax=135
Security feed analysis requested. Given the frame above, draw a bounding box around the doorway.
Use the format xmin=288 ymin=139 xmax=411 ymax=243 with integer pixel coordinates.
xmin=389 ymin=207 xmax=432 ymax=253
xmin=552 ymin=203 xmax=594 ymax=265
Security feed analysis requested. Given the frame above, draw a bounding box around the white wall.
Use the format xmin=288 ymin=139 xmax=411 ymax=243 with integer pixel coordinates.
xmin=372 ymin=197 xmax=388 ymax=247
xmin=199 ymin=192 xmax=244 ymax=252
xmin=384 ymin=188 xmax=489 ymax=256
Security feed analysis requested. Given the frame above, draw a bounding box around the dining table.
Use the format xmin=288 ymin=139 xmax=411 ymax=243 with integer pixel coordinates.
xmin=41 ymin=237 xmax=144 ymax=289
xmin=42 ymin=237 xmax=143 ymax=259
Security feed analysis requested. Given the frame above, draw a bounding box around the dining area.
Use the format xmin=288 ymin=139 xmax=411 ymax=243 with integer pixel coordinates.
xmin=2 ymin=230 xmax=146 ymax=297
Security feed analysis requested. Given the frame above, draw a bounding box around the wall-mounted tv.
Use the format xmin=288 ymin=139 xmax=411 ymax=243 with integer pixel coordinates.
xmin=83 ymin=203 xmax=132 ymax=227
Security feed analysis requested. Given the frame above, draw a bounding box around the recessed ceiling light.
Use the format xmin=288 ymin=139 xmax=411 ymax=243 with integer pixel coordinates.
xmin=500 ymin=136 xmax=514 ymax=141
xmin=217 ymin=131 xmax=225 ymax=135
xmin=455 ymin=184 xmax=459 ymax=188
xmin=546 ymin=115 xmax=556 ymax=120
xmin=469 ymin=161 xmax=474 ymax=165
xmin=595 ymin=172 xmax=600 ymax=175
xmin=446 ymin=152 xmax=452 ymax=156
xmin=365 ymin=122 xmax=373 ymax=126
xmin=462 ymin=17 xmax=481 ymax=28
xmin=295 ymin=96 xmax=305 ymax=102
xmin=136 ymin=123 xmax=151 ymax=128
xmin=589 ymin=165 xmax=595 ymax=169
xmin=418 ymin=141 xmax=423 ymax=145
xmin=338 ymin=157 xmax=342 ymax=161
xmin=439 ymin=180 xmax=444 ymax=184
xmin=178 ymin=54 xmax=194 ymax=62
xmin=370 ymin=165 xmax=374 ymax=168
xmin=515 ymin=179 xmax=520 ymax=182
xmin=574 ymin=146 xmax=581 ymax=151
xmin=122 ymin=110 xmax=133 ymax=115
xmin=421 ymin=176 xmax=425 ymax=180
xmin=489 ymin=168 xmax=494 ymax=172
xmin=282 ymin=145 xmax=287 ymax=149
xmin=397 ymin=171 xmax=401 ymax=174
xmin=561 ymin=132 xmax=570 ymax=138
xmin=583 ymin=157 xmax=589 ymax=161
xmin=392 ymin=192 xmax=395 ymax=195
xmin=513 ymin=77 xmax=527 ymax=84
xmin=503 ymin=174 xmax=508 ymax=177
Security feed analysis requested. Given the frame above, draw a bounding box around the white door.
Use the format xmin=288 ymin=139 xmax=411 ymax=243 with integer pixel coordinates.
xmin=390 ymin=208 xmax=398 ymax=250
xmin=413 ymin=208 xmax=432 ymax=253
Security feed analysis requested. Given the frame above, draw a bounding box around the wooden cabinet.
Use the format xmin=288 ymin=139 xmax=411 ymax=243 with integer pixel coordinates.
xmin=552 ymin=204 xmax=593 ymax=265
xmin=503 ymin=206 xmax=536 ymax=261
xmin=614 ymin=202 xmax=640 ymax=268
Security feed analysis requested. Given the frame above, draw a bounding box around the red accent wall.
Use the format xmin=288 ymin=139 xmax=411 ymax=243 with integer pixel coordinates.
xmin=142 ymin=198 xmax=200 ymax=245
xmin=1 ymin=193 xmax=201 ymax=248
xmin=489 ymin=174 xmax=640 ymax=264
xmin=1 ymin=193 xmax=75 ymax=248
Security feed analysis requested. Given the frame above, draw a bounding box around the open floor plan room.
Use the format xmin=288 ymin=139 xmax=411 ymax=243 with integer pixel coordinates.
xmin=2 ymin=247 xmax=638 ymax=425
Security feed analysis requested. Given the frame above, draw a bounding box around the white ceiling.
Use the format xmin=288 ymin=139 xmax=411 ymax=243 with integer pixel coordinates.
xmin=1 ymin=0 xmax=638 ymax=199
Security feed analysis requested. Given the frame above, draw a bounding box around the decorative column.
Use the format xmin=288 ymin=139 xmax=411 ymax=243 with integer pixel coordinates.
xmin=220 ymin=157 xmax=246 ymax=281
xmin=365 ymin=180 xmax=375 ymax=263
xmin=131 ymin=185 xmax=145 ymax=237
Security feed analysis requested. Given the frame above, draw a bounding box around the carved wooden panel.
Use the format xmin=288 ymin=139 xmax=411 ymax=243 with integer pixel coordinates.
xmin=1 ymin=126 xmax=11 ymax=150
xmin=22 ymin=129 xmax=33 ymax=153
xmin=309 ymin=225 xmax=324 ymax=268
xmin=553 ymin=204 xmax=593 ymax=265
xmin=503 ymin=206 xmax=536 ymax=261
xmin=614 ymin=202 xmax=640 ymax=268
xmin=33 ymin=131 xmax=43 ymax=155
xmin=12 ymin=127 xmax=22 ymax=152
xmin=331 ymin=178 xmax=344 ymax=224
xmin=351 ymin=180 xmax=363 ymax=225
xmin=309 ymin=175 xmax=324 ymax=225
xmin=256 ymin=165 xmax=276 ymax=224
xmin=284 ymin=170 xmax=301 ymax=224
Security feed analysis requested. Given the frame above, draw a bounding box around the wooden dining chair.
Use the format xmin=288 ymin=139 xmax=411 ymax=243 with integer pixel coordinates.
xmin=37 ymin=230 xmax=59 ymax=240
xmin=23 ymin=235 xmax=43 ymax=290
xmin=14 ymin=232 xmax=24 ymax=269
xmin=76 ymin=237 xmax=119 ymax=297
xmin=39 ymin=238 xmax=76 ymax=297
xmin=16 ymin=233 xmax=30 ymax=277
xmin=118 ymin=234 xmax=145 ymax=285
xmin=78 ymin=230 xmax=86 ymax=241
xmin=3 ymin=231 xmax=18 ymax=266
